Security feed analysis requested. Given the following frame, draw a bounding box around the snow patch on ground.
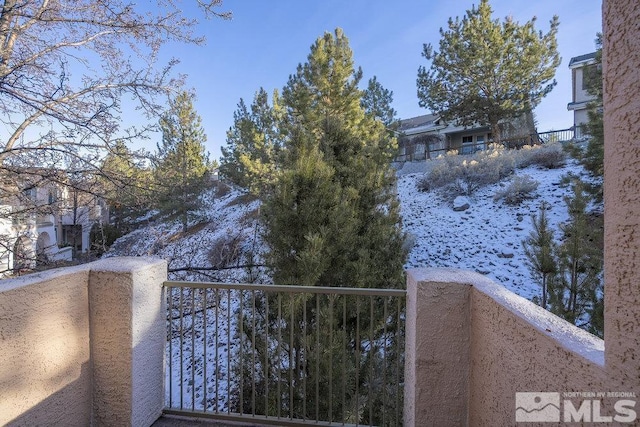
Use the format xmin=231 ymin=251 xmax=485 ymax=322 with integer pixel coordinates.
xmin=107 ymin=185 xmax=265 ymax=283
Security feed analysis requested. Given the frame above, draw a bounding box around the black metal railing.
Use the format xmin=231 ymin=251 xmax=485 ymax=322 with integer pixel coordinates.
xmin=163 ymin=281 xmax=406 ymax=426
xmin=396 ymin=125 xmax=587 ymax=162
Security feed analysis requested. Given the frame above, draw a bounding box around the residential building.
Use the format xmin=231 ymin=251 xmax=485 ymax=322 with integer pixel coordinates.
xmin=396 ymin=112 xmax=536 ymax=161
xmin=567 ymin=52 xmax=598 ymax=131
xmin=0 ymin=171 xmax=108 ymax=275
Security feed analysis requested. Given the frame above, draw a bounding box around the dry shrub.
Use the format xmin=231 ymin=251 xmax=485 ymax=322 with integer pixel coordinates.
xmin=418 ymin=144 xmax=517 ymax=195
xmin=213 ymin=180 xmax=232 ymax=197
xmin=493 ymin=175 xmax=539 ymax=205
xmin=225 ymin=192 xmax=259 ymax=208
xmin=208 ymin=233 xmax=245 ymax=269
xmin=518 ymin=143 xmax=567 ymax=169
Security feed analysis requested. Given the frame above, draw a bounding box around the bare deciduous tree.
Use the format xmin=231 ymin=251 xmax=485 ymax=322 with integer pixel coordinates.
xmin=0 ymin=0 xmax=228 ymax=274
xmin=1 ymin=0 xmax=227 ymax=164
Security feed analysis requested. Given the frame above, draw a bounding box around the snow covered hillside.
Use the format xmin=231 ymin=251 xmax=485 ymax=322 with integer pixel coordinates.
xmin=107 ymin=151 xmax=599 ymax=302
xmin=106 ymin=185 xmax=266 ymax=283
xmin=399 ymin=157 xmax=595 ymax=300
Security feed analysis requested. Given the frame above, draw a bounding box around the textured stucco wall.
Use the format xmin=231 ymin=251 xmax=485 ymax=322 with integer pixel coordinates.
xmin=89 ymin=257 xmax=167 ymax=427
xmin=468 ymin=282 xmax=607 ymax=426
xmin=0 ymin=267 xmax=92 ymax=426
xmin=404 ymin=269 xmax=470 ymax=426
xmin=603 ymin=0 xmax=640 ymax=388
xmin=405 ymin=269 xmax=608 ymax=426
xmin=0 ymin=257 xmax=167 ymax=427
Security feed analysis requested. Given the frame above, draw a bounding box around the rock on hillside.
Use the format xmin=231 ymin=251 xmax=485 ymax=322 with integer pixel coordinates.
xmin=399 ymin=157 xmax=598 ymax=300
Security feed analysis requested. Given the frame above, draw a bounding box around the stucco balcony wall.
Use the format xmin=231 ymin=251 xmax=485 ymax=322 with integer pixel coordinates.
xmin=0 ymin=257 xmax=167 ymax=427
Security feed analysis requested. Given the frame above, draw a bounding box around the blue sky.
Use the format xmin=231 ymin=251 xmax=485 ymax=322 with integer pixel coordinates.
xmin=161 ymin=0 xmax=602 ymax=159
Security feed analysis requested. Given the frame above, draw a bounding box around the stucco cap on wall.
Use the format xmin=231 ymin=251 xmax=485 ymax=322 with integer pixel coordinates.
xmin=88 ymin=256 xmax=167 ymax=274
xmin=0 ymin=256 xmax=167 ymax=293
xmin=0 ymin=262 xmax=90 ymax=292
xmin=407 ymin=267 xmax=497 ymax=288
xmin=407 ymin=268 xmax=605 ymax=366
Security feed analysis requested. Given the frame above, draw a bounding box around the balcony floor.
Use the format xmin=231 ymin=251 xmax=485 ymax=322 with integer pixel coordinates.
xmin=153 ymin=414 xmax=257 ymax=426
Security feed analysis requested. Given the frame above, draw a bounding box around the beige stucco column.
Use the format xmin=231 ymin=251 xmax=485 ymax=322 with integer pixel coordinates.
xmin=89 ymin=257 xmax=167 ymax=427
xmin=602 ymin=0 xmax=640 ymax=387
xmin=404 ymin=268 xmax=471 ymax=427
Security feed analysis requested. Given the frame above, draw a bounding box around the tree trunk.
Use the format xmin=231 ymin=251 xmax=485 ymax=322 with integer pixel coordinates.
xmin=491 ymin=121 xmax=502 ymax=146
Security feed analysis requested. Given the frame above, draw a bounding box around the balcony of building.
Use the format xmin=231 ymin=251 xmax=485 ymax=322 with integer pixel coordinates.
xmin=1 ymin=1 xmax=638 ymax=425
xmin=0 ymin=248 xmax=637 ymax=426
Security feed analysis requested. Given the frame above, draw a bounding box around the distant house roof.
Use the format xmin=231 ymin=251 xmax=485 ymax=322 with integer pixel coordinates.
xmin=399 ymin=113 xmax=494 ymax=137
xmin=399 ymin=113 xmax=438 ymax=130
xmin=569 ymin=52 xmax=597 ymax=68
xmin=398 ymin=113 xmax=446 ymax=136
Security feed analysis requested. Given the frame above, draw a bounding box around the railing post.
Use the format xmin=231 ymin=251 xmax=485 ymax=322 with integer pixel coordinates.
xmin=404 ymin=268 xmax=471 ymax=427
xmin=88 ymin=257 xmax=167 ymax=427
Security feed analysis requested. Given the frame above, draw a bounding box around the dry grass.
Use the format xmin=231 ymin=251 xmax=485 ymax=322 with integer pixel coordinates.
xmin=224 ymin=192 xmax=259 ymax=208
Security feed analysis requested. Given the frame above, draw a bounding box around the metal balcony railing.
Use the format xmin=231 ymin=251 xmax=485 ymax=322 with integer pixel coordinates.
xmin=395 ymin=125 xmax=589 ymax=162
xmin=163 ymin=281 xmax=406 ymax=426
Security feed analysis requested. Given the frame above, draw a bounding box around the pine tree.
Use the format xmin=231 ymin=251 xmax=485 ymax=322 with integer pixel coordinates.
xmin=417 ymin=0 xmax=560 ymax=144
xmin=281 ymin=28 xmax=390 ymax=152
xmin=361 ymin=76 xmax=399 ymax=132
xmin=154 ymin=92 xmax=211 ymax=232
xmin=269 ymin=28 xmax=405 ymax=290
xmin=101 ymin=140 xmax=153 ymax=232
xmin=219 ymin=88 xmax=283 ymax=194
xmin=523 ymin=202 xmax=557 ymax=309
xmin=548 ymin=183 xmax=603 ymax=330
xmin=582 ymin=35 xmax=604 ymax=189
xmin=234 ymin=29 xmax=407 ymax=424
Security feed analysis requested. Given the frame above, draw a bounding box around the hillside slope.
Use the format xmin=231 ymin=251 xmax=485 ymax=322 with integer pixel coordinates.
xmin=399 ymin=158 xmax=595 ymax=300
xmin=107 ymin=154 xmax=598 ymax=301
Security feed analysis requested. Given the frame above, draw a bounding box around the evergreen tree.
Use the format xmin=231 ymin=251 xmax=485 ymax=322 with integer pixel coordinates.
xmin=417 ymin=0 xmax=560 ymax=144
xmin=154 ymin=92 xmax=211 ymax=232
xmin=281 ymin=28 xmax=398 ymax=160
xmin=548 ymin=183 xmax=603 ymax=332
xmin=263 ymin=119 xmax=405 ymax=289
xmin=523 ymin=202 xmax=557 ymax=309
xmin=361 ymin=76 xmax=399 ymax=133
xmin=233 ymin=29 xmax=407 ymax=425
xmin=582 ymin=34 xmax=604 ymax=180
xmin=270 ymin=27 xmax=405 ymax=289
xmin=101 ymin=140 xmax=153 ymax=232
xmin=219 ymin=88 xmax=283 ymax=194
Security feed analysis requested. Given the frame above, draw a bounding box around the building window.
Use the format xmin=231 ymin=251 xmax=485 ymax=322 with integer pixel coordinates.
xmin=477 ymin=135 xmax=485 ymax=151
xmin=461 ymin=136 xmax=474 ymax=154
xmin=48 ymin=190 xmax=57 ymax=205
xmin=22 ymin=187 xmax=36 ymax=201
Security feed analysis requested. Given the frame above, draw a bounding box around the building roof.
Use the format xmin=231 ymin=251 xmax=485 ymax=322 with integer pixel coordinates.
xmin=398 ymin=113 xmax=439 ymax=131
xmin=399 ymin=113 xmax=492 ymax=137
xmin=568 ymin=52 xmax=597 ymax=68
